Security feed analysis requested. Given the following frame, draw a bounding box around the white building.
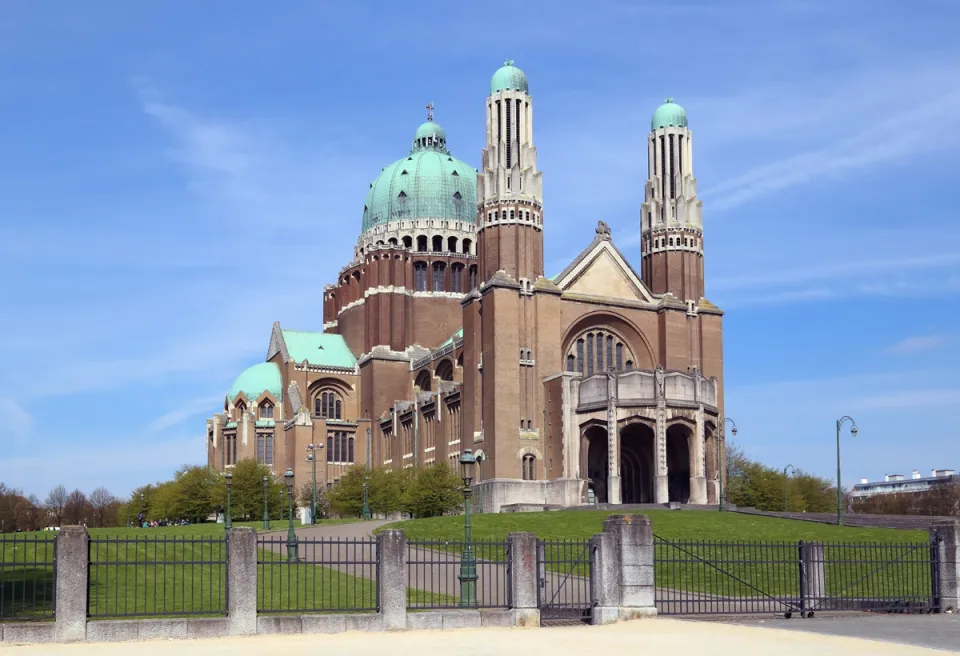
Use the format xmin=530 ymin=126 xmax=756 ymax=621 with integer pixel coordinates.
xmin=851 ymin=468 xmax=958 ymax=499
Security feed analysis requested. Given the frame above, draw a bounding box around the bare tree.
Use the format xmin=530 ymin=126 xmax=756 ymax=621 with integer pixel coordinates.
xmin=45 ymin=485 xmax=68 ymax=527
xmin=63 ymin=489 xmax=91 ymax=526
xmin=89 ymin=487 xmax=117 ymax=527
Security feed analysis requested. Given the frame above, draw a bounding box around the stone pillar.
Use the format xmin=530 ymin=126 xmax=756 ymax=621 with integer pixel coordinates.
xmin=654 ymin=409 xmax=668 ymax=504
xmin=689 ymin=406 xmax=707 ymax=504
xmin=606 ymin=370 xmax=621 ymax=505
xmin=507 ymin=532 xmax=539 ymax=626
xmin=799 ymin=541 xmax=825 ymax=615
xmin=378 ymin=530 xmax=407 ymax=630
xmin=931 ymin=521 xmax=960 ymax=613
xmin=595 ymin=515 xmax=657 ymax=622
xmin=55 ymin=526 xmax=88 ymax=642
xmin=227 ymin=527 xmax=257 ymax=635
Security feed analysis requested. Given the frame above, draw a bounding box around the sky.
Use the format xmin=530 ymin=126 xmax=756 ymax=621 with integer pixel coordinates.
xmin=1 ymin=0 xmax=959 ymax=501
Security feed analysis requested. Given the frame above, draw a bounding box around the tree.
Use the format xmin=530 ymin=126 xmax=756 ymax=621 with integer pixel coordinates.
xmin=724 ymin=442 xmax=835 ymax=513
xmin=170 ymin=465 xmax=219 ymax=523
xmin=327 ymin=467 xmax=365 ymax=517
xmin=63 ymin=489 xmax=91 ymax=525
xmin=297 ymin=481 xmax=329 ymax=520
xmin=45 ymin=485 xmax=68 ymax=527
xmin=209 ymin=459 xmax=284 ymax=522
xmin=402 ymin=462 xmax=464 ymax=518
xmin=89 ymin=487 xmax=118 ymax=527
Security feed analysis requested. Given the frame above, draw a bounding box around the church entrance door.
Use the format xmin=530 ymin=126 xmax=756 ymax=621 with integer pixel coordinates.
xmin=583 ymin=426 xmax=608 ymax=504
xmin=620 ymin=423 xmax=655 ymax=504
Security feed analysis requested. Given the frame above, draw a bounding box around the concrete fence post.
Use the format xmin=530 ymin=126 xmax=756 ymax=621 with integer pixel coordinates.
xmin=378 ymin=530 xmax=406 ymax=630
xmin=54 ymin=525 xmax=89 ymax=642
xmin=593 ymin=520 xmax=621 ymax=624
xmin=227 ymin=527 xmax=257 ymax=635
xmin=506 ymin=532 xmax=538 ymax=626
xmin=930 ymin=521 xmax=959 ymax=613
xmin=798 ymin=541 xmax=826 ymax=615
xmin=595 ymin=514 xmax=657 ymax=623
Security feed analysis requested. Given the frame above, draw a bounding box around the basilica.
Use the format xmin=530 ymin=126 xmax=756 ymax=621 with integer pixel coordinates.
xmin=206 ymin=60 xmax=726 ymax=512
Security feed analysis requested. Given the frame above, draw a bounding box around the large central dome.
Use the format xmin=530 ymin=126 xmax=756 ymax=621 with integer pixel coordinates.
xmin=361 ymin=119 xmax=478 ymax=233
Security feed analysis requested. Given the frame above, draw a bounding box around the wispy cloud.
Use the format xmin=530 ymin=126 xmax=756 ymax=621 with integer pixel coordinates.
xmin=143 ymin=396 xmax=223 ymax=437
xmin=0 ymin=398 xmax=32 ymax=446
xmin=884 ymin=334 xmax=955 ymax=356
xmin=852 ymin=388 xmax=960 ymax=410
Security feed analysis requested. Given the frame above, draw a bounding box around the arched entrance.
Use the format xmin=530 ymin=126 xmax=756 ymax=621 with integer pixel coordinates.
xmin=581 ymin=426 xmax=608 ymax=504
xmin=620 ymin=423 xmax=655 ymax=504
xmin=666 ymin=424 xmax=692 ymax=503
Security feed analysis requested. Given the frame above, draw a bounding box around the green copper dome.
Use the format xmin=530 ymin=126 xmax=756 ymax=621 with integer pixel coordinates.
xmin=491 ymin=59 xmax=528 ymax=95
xmin=361 ymin=120 xmax=477 ymax=233
xmin=651 ymin=97 xmax=688 ymax=130
xmin=229 ymin=362 xmax=282 ymax=401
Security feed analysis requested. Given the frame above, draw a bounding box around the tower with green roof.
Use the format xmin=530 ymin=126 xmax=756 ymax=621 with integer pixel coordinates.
xmin=639 ymin=97 xmax=705 ymax=302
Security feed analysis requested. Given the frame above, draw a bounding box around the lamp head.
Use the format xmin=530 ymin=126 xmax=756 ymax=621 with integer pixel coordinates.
xmin=225 ymin=472 xmax=233 ymax=488
xmin=306 ymin=454 xmax=314 ymax=462
xmin=284 ymin=468 xmax=294 ymax=490
xmin=851 ymin=425 xmax=858 ymax=437
xmin=731 ymin=426 xmax=738 ymax=437
xmin=262 ymin=475 xmax=268 ymax=486
xmin=460 ymin=449 xmax=476 ymax=484
xmin=307 ymin=443 xmax=315 ymax=451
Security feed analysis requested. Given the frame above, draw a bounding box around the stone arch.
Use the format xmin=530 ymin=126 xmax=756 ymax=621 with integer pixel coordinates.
xmin=431 ymin=235 xmax=443 ymax=252
xmin=434 ymin=358 xmax=454 ymax=382
xmin=456 ymin=352 xmax=463 ymax=368
xmin=560 ymin=311 xmax=656 ymax=371
xmin=565 ymin=326 xmax=638 ymax=376
xmin=580 ymin=424 xmax=608 ymax=504
xmin=403 ymin=235 xmax=413 ymax=249
xmin=462 ymin=238 xmax=473 ymax=254
xmin=447 ymin=236 xmax=458 ymax=252
xmin=704 ymin=420 xmax=718 ymax=502
xmin=620 ymin=422 xmax=655 ymax=503
xmin=414 ymin=369 xmax=431 ymax=392
xmin=417 ymin=234 xmax=428 ymax=251
xmin=388 ymin=237 xmax=398 ymax=246
xmin=666 ymin=422 xmax=693 ymax=503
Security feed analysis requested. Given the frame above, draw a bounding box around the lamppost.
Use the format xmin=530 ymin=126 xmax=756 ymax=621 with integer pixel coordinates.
xmin=225 ymin=472 xmax=233 ymax=530
xmin=306 ymin=443 xmax=323 ymax=525
xmin=458 ymin=449 xmax=478 ymax=608
xmin=784 ymin=464 xmax=797 ymax=512
xmin=718 ymin=417 xmax=737 ymax=511
xmin=280 ymin=487 xmax=286 ymax=522
xmin=835 ymin=416 xmax=858 ymax=526
xmin=362 ymin=474 xmax=371 ymax=521
xmin=262 ymin=475 xmax=270 ymax=530
xmin=284 ymin=469 xmax=298 ymax=562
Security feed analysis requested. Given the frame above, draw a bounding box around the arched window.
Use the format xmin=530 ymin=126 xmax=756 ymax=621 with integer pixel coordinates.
xmin=432 ymin=262 xmax=446 ymax=291
xmin=388 ymin=237 xmax=398 ymax=246
xmin=403 ymin=236 xmax=413 ymax=249
xmin=566 ymin=328 xmax=636 ymax=374
xmin=259 ymin=402 xmax=274 ymax=419
xmin=468 ymin=265 xmax=478 ymax=290
xmin=315 ymin=390 xmax=343 ymax=420
xmin=235 ymin=402 xmax=247 ymax=419
xmin=451 ymin=264 xmax=464 ymax=293
xmin=606 ymin=335 xmax=613 ymax=369
xmin=417 ymin=235 xmax=428 ymax=251
xmin=522 ymin=454 xmax=536 ymax=481
xmin=596 ymin=332 xmax=604 ymax=373
xmin=415 ymin=370 xmax=431 ymax=392
xmin=463 ymin=238 xmax=473 ymax=254
xmin=576 ymin=339 xmax=584 ymax=373
xmin=586 ymin=333 xmax=594 ymax=377
xmin=432 ymin=235 xmax=443 ymax=252
xmin=414 ymin=262 xmax=428 ymax=291
xmin=567 ymin=354 xmax=575 ymax=371
xmin=326 ymin=435 xmax=333 ymax=462
xmin=448 ymin=236 xmax=458 ymax=252
xmin=347 ymin=436 xmax=355 ymax=463
xmin=616 ymin=343 xmax=623 ymax=370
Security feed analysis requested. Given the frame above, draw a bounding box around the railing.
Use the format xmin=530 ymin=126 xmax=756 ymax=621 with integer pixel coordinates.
xmin=537 ymin=539 xmax=596 ymax=625
xmin=405 ymin=540 xmax=510 ymax=609
xmin=87 ymin=536 xmax=227 ymax=618
xmin=257 ymin=537 xmax=379 ymax=614
xmin=0 ymin=534 xmax=57 ymax=622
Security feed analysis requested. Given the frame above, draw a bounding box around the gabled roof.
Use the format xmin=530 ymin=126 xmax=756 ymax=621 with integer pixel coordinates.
xmin=553 ymin=223 xmax=655 ymax=304
xmin=266 ymin=321 xmax=358 ymax=369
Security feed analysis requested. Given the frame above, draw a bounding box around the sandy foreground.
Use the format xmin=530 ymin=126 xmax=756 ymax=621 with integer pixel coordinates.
xmin=0 ymin=619 xmax=948 ymax=656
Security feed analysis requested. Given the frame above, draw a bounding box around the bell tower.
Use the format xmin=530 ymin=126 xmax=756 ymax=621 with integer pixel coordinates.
xmin=476 ymin=60 xmax=544 ymax=284
xmin=640 ymin=98 xmax=704 ymax=302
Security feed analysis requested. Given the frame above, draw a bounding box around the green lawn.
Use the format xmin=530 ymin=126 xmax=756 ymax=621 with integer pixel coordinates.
xmin=0 ymin=535 xmax=56 ymax=621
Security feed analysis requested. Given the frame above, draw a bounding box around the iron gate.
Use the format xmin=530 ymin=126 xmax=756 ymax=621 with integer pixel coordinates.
xmin=654 ymin=535 xmax=942 ymax=617
xmin=536 ymin=538 xmax=596 ymax=626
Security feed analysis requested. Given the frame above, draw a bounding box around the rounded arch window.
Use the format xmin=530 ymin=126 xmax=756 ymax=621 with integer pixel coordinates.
xmin=314 ymin=390 xmax=343 ymax=420
xmin=565 ymin=327 xmax=636 ymax=375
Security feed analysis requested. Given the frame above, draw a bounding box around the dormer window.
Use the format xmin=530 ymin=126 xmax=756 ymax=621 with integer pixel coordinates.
xmin=259 ymin=402 xmax=274 ymax=419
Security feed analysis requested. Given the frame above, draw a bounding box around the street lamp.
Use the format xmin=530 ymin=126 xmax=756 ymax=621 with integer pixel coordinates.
xmin=784 ymin=464 xmax=797 ymax=512
xmin=306 ymin=443 xmax=324 ymax=525
xmin=280 ymin=487 xmax=286 ymax=522
xmin=458 ymin=449 xmax=478 ymax=608
xmin=718 ymin=417 xmax=737 ymax=511
xmin=262 ymin=475 xmax=270 ymax=530
xmin=284 ymin=469 xmax=298 ymax=562
xmin=362 ymin=474 xmax=371 ymax=521
xmin=225 ymin=472 xmax=233 ymax=530
xmin=835 ymin=416 xmax=858 ymax=526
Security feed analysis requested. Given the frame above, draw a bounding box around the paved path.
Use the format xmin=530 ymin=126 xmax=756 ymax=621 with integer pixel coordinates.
xmin=3 ymin=618 xmax=948 ymax=655
xmin=714 ymin=613 xmax=960 ymax=652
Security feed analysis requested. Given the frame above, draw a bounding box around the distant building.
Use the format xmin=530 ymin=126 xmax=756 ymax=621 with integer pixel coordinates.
xmin=851 ymin=469 xmax=958 ymax=499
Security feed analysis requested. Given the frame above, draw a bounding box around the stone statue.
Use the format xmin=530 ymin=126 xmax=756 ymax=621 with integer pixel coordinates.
xmin=655 ymin=365 xmax=665 ymax=397
xmin=596 ymin=220 xmax=611 ymax=239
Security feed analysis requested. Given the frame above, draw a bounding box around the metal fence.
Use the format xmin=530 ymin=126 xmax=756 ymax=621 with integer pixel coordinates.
xmin=654 ymin=537 xmax=940 ymax=616
xmin=405 ymin=540 xmax=510 ymax=609
xmin=537 ymin=539 xmax=595 ymax=626
xmin=87 ymin=536 xmax=228 ymax=618
xmin=0 ymin=534 xmax=57 ymax=622
xmin=257 ymin=536 xmax=379 ymax=614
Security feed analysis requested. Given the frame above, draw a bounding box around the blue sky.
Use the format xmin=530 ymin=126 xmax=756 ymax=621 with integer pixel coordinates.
xmin=2 ymin=0 xmax=959 ymax=500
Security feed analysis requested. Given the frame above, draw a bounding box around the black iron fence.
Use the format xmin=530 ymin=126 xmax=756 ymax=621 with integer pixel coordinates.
xmin=405 ymin=540 xmax=510 ymax=609
xmin=257 ymin=536 xmax=379 ymax=614
xmin=87 ymin=536 xmax=227 ymax=618
xmin=0 ymin=534 xmax=57 ymax=622
xmin=655 ymin=536 xmax=940 ymax=616
xmin=537 ymin=539 xmax=596 ymax=626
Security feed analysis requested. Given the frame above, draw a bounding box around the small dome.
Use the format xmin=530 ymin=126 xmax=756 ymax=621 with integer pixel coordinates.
xmin=491 ymin=59 xmax=529 ymax=95
xmin=651 ymin=98 xmax=688 ymax=130
xmin=229 ymin=362 xmax=282 ymax=401
xmin=361 ymin=119 xmax=477 ymax=233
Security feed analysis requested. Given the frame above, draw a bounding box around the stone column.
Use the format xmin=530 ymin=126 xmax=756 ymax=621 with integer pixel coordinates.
xmin=507 ymin=532 xmax=539 ymax=626
xmin=606 ymin=370 xmax=621 ymax=505
xmin=654 ymin=407 xmax=668 ymax=504
xmin=593 ymin=525 xmax=621 ymax=624
xmin=55 ymin=526 xmax=88 ymax=643
xmin=595 ymin=515 xmax=657 ymax=622
xmin=227 ymin=527 xmax=257 ymax=635
xmin=378 ymin=530 xmax=407 ymax=630
xmin=799 ymin=541 xmax=826 ymax=615
xmin=931 ymin=521 xmax=959 ymax=613
xmin=689 ymin=406 xmax=707 ymax=504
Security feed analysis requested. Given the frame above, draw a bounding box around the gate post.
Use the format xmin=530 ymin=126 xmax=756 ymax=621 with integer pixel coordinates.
xmin=226 ymin=527 xmax=257 ymax=635
xmin=798 ymin=541 xmax=825 ymax=616
xmin=54 ymin=526 xmax=88 ymax=643
xmin=378 ymin=529 xmax=407 ymax=630
xmin=507 ymin=532 xmax=539 ymax=626
xmin=930 ymin=521 xmax=959 ymax=613
xmin=597 ymin=515 xmax=657 ymax=622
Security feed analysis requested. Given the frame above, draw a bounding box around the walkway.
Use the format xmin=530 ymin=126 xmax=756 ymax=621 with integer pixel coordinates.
xmin=5 ymin=618 xmax=947 ymax=655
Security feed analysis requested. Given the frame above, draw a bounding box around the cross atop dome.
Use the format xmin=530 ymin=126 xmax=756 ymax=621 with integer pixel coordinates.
xmin=426 ymin=101 xmax=434 ymax=122
xmin=504 ymin=59 xmax=514 ymax=66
